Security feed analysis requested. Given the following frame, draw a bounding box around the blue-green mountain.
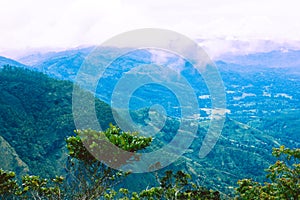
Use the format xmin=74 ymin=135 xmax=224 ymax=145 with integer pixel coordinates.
xmin=0 ymin=48 xmax=299 ymax=196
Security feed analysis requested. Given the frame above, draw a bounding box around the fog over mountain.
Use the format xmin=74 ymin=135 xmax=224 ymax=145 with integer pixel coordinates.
xmin=199 ymin=39 xmax=300 ymax=60
xmin=1 ymin=0 xmax=300 ymax=60
xmin=0 ymin=38 xmax=297 ymax=65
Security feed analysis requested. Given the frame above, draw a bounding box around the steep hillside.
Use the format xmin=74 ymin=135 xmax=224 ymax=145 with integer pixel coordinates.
xmin=0 ymin=66 xmax=114 ymax=178
xmin=0 ymin=135 xmax=29 ymax=176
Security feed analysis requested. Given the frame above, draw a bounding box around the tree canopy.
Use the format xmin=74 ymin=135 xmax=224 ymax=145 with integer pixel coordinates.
xmin=236 ymin=145 xmax=300 ymax=199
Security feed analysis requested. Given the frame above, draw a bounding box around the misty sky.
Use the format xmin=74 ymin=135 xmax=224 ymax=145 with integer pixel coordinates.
xmin=1 ymin=0 xmax=300 ymax=58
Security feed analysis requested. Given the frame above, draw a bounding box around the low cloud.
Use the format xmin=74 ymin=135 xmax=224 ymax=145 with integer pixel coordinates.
xmin=1 ymin=0 xmax=300 ymax=58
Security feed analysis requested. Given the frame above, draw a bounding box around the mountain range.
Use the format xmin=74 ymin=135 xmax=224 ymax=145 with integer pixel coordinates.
xmin=0 ymin=47 xmax=299 ymax=196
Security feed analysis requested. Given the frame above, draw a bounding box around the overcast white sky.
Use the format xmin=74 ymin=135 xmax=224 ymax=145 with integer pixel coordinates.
xmin=1 ymin=0 xmax=300 ymax=58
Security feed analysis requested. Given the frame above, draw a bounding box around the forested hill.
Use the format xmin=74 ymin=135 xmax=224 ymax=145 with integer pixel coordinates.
xmin=0 ymin=66 xmax=114 ymax=177
xmin=0 ymin=65 xmax=297 ymax=196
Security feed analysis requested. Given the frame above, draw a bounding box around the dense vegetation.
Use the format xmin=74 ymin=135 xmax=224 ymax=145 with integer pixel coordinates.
xmin=1 ymin=136 xmax=299 ymax=199
xmin=0 ymin=65 xmax=299 ymax=199
xmin=236 ymin=146 xmax=300 ymax=199
xmin=0 ymin=65 xmax=114 ymax=177
xmin=0 ymin=125 xmax=222 ymax=199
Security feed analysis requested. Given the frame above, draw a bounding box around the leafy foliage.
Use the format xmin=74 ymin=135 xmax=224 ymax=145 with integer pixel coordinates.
xmin=102 ymin=170 xmax=220 ymax=200
xmin=63 ymin=125 xmax=152 ymax=199
xmin=0 ymin=169 xmax=18 ymax=199
xmin=0 ymin=168 xmax=64 ymax=200
xmin=236 ymin=146 xmax=300 ymax=199
xmin=137 ymin=170 xmax=220 ymax=200
xmin=67 ymin=124 xmax=152 ymax=165
xmin=20 ymin=175 xmax=64 ymax=200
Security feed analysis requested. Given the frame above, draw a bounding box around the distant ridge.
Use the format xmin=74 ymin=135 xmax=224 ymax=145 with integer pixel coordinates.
xmin=0 ymin=56 xmax=28 ymax=68
xmin=218 ymin=49 xmax=300 ymax=69
xmin=17 ymin=47 xmax=93 ymax=66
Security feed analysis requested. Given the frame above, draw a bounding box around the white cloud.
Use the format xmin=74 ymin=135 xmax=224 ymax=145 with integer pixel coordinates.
xmin=1 ymin=0 xmax=300 ymax=58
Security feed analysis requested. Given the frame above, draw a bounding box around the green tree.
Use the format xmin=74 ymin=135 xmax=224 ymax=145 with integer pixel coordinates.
xmin=63 ymin=124 xmax=152 ymax=199
xmin=20 ymin=175 xmax=64 ymax=200
xmin=0 ymin=169 xmax=18 ymax=199
xmin=103 ymin=170 xmax=220 ymax=200
xmin=0 ymin=168 xmax=64 ymax=200
xmin=236 ymin=146 xmax=300 ymax=199
xmin=137 ymin=170 xmax=220 ymax=200
xmin=0 ymin=124 xmax=152 ymax=199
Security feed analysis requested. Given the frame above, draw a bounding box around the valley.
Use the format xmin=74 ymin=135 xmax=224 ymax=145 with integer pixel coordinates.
xmin=0 ymin=48 xmax=299 ymax=197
